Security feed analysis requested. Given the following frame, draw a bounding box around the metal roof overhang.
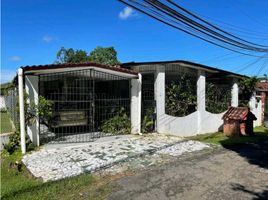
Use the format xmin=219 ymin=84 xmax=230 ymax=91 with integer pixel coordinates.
xmin=122 ymin=60 xmax=246 ymax=79
xmin=23 ymin=65 xmax=138 ymax=79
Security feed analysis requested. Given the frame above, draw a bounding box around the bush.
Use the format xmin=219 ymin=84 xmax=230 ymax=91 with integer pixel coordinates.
xmin=238 ymin=76 xmax=259 ymax=106
xmin=165 ymin=74 xmax=197 ymax=117
xmin=101 ymin=108 xmax=131 ymax=135
xmin=0 ymin=108 xmax=7 ymax=113
xmin=206 ymin=83 xmax=231 ymax=113
xmin=4 ymin=131 xmax=36 ymax=154
xmin=4 ymin=132 xmax=20 ymax=154
xmin=141 ymin=108 xmax=154 ymax=133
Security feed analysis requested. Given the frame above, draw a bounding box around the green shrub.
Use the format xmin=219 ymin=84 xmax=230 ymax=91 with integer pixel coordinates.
xmin=165 ymin=74 xmax=197 ymax=117
xmin=142 ymin=108 xmax=154 ymax=133
xmin=4 ymin=132 xmax=20 ymax=154
xmin=4 ymin=131 xmax=36 ymax=154
xmin=0 ymin=108 xmax=7 ymax=113
xmin=238 ymin=76 xmax=259 ymax=106
xmin=206 ymin=83 xmax=231 ymax=113
xmin=101 ymin=108 xmax=131 ymax=135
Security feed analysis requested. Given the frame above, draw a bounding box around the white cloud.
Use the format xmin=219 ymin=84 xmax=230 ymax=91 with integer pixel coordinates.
xmin=42 ymin=35 xmax=53 ymax=43
xmin=9 ymin=56 xmax=21 ymax=61
xmin=119 ymin=6 xmax=136 ymax=20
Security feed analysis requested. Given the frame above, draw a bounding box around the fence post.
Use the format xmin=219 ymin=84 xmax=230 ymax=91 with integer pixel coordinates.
xmin=131 ymin=73 xmax=142 ymax=134
xmin=231 ymin=82 xmax=239 ymax=107
xmin=18 ymin=68 xmax=26 ymax=154
xmin=197 ymin=70 xmax=206 ymax=134
xmin=155 ymin=65 xmax=165 ymax=133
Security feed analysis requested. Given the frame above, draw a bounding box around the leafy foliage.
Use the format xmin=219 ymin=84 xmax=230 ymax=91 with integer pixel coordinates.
xmin=238 ymin=76 xmax=259 ymax=106
xmin=4 ymin=96 xmax=52 ymax=154
xmin=37 ymin=96 xmax=54 ymax=125
xmin=101 ymin=108 xmax=131 ymax=135
xmin=0 ymin=82 xmax=15 ymax=96
xmin=55 ymin=46 xmax=120 ymax=65
xmin=141 ymin=108 xmax=154 ymax=133
xmin=56 ymin=47 xmax=88 ymax=64
xmin=4 ymin=132 xmax=20 ymax=154
xmin=165 ymin=74 xmax=197 ymax=117
xmin=3 ymin=131 xmax=35 ymax=154
xmin=206 ymin=82 xmax=231 ymax=113
xmin=88 ymin=46 xmax=120 ymax=65
xmin=15 ymin=94 xmax=53 ymax=127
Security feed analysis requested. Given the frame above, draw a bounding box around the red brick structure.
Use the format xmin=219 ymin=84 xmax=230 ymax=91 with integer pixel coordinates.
xmin=222 ymin=107 xmax=257 ymax=136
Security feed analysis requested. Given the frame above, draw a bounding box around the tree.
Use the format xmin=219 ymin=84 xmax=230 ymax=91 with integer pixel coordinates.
xmin=238 ymin=76 xmax=259 ymax=106
xmin=88 ymin=46 xmax=120 ymax=65
xmin=55 ymin=47 xmax=88 ymax=64
xmin=55 ymin=46 xmax=120 ymax=65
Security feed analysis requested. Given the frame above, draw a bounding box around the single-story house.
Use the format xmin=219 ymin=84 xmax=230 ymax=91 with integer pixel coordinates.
xmin=16 ymin=60 xmax=263 ymax=153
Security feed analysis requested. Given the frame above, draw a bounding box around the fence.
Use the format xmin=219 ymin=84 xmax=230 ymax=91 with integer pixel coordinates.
xmin=2 ymin=89 xmax=19 ymax=132
xmin=39 ymin=69 xmax=131 ymax=144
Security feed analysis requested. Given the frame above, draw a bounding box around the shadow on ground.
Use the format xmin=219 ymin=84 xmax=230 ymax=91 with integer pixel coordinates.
xmin=220 ymin=128 xmax=268 ymax=199
xmin=220 ymin=128 xmax=268 ymax=170
xmin=231 ymin=183 xmax=268 ymax=200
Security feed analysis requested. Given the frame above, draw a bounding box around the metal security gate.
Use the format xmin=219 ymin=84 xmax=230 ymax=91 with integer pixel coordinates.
xmin=141 ymin=73 xmax=156 ymax=132
xmin=39 ymin=69 xmax=130 ymax=144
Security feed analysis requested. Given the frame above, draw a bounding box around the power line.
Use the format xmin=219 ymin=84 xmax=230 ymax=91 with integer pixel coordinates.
xmin=118 ymin=0 xmax=268 ymax=58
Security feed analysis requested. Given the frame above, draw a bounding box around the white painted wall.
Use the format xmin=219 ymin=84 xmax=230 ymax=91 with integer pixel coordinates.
xmin=0 ymin=96 xmax=6 ymax=109
xmin=249 ymin=94 xmax=262 ymax=127
xmin=158 ymin=112 xmax=198 ymax=136
xmin=25 ymin=75 xmax=40 ymax=146
xmin=199 ymin=111 xmax=225 ymax=133
xmin=131 ymin=74 xmax=142 ymax=134
xmin=154 ymin=67 xmax=237 ymax=136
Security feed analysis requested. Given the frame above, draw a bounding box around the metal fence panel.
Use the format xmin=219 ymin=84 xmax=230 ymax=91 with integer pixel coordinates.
xmin=39 ymin=69 xmax=130 ymax=144
xmin=4 ymin=89 xmax=19 ymax=130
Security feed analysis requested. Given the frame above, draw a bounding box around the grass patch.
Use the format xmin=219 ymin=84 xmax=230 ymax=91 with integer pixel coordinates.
xmin=1 ymin=150 xmax=113 ymax=200
xmin=190 ymin=126 xmax=268 ymax=146
xmin=0 ymin=111 xmax=13 ymax=134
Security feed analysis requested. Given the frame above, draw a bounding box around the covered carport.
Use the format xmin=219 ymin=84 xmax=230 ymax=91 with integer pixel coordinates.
xmin=18 ymin=63 xmax=141 ymax=153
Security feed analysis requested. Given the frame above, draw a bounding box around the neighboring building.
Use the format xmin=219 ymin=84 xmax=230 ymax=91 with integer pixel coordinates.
xmin=256 ymin=81 xmax=268 ymax=125
xmin=14 ymin=60 xmax=263 ymax=153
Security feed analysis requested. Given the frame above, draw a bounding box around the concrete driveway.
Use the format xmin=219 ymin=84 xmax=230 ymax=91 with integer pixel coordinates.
xmin=108 ymin=138 xmax=268 ymax=200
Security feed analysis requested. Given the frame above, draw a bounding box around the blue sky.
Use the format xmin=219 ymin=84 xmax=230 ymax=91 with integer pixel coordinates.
xmin=1 ymin=0 xmax=268 ymax=83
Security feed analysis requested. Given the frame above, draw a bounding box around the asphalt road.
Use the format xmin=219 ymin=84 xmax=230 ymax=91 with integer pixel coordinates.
xmin=108 ymin=139 xmax=268 ymax=200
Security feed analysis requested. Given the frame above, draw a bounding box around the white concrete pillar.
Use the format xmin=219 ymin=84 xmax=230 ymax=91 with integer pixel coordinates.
xmin=197 ymin=70 xmax=206 ymax=134
xmin=155 ymin=65 xmax=165 ymax=133
xmin=231 ymin=83 xmax=239 ymax=107
xmin=249 ymin=92 xmax=256 ymax=111
xmin=131 ymin=73 xmax=142 ymax=134
xmin=18 ymin=68 xmax=26 ymax=154
xmin=25 ymin=75 xmax=40 ymax=146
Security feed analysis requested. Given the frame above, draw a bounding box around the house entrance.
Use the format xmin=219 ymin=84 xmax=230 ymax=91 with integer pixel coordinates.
xmin=141 ymin=73 xmax=156 ymax=132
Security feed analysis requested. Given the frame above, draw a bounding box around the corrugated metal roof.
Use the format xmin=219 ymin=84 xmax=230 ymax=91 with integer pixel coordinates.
xmin=21 ymin=62 xmax=138 ymax=76
xmin=256 ymin=82 xmax=268 ymax=91
xmin=122 ymin=60 xmax=246 ymax=78
xmin=222 ymin=107 xmax=257 ymax=121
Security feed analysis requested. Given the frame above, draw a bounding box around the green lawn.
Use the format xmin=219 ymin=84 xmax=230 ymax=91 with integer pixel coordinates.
xmin=0 ymin=111 xmax=13 ymax=134
xmin=190 ymin=126 xmax=268 ymax=146
xmin=1 ymin=151 xmax=113 ymax=200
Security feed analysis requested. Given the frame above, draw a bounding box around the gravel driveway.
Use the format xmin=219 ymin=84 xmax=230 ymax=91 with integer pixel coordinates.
xmin=22 ymin=134 xmax=209 ymax=182
xmin=108 ymin=138 xmax=268 ymax=200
